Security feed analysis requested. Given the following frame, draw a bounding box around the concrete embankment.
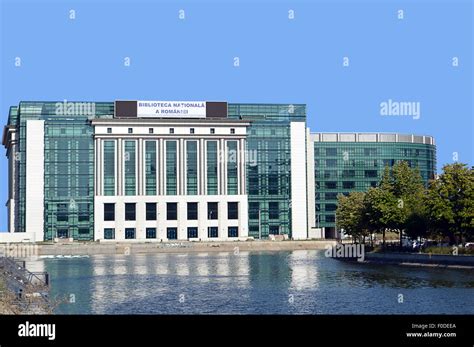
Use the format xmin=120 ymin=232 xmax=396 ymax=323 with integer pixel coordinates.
xmin=35 ymin=240 xmax=337 ymax=256
xmin=363 ymin=252 xmax=474 ymax=268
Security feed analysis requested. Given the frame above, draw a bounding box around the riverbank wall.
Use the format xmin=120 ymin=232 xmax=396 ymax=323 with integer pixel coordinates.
xmin=363 ymin=252 xmax=474 ymax=268
xmin=30 ymin=240 xmax=338 ymax=256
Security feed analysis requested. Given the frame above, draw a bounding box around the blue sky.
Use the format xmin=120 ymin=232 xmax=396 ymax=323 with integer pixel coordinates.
xmin=0 ymin=0 xmax=472 ymax=231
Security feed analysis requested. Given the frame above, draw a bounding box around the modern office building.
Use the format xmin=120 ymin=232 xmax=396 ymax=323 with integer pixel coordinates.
xmin=2 ymin=101 xmax=437 ymax=242
xmin=307 ymin=132 xmax=437 ymax=238
xmin=2 ymin=100 xmax=307 ymax=242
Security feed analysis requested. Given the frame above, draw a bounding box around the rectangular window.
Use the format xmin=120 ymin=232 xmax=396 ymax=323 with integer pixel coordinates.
xmin=125 ymin=228 xmax=136 ymax=239
xmin=128 ymin=128 xmax=133 ymax=134
xmin=146 ymin=203 xmax=157 ymax=220
xmin=326 ymin=159 xmax=337 ymax=167
xmin=167 ymin=202 xmax=177 ymax=220
xmin=107 ymin=128 xmax=112 ymax=134
xmin=187 ymin=202 xmax=198 ymax=220
xmin=103 ymin=140 xmax=115 ymax=195
xmin=365 ymin=170 xmax=378 ymax=178
xmin=148 ymin=128 xmax=154 ymax=134
xmin=326 ymin=148 xmax=337 ymax=156
xmin=206 ymin=141 xmax=218 ymax=194
xmin=169 ymin=128 xmax=174 ymax=134
xmin=78 ymin=203 xmax=89 ymax=222
xmin=104 ymin=228 xmax=115 ymax=239
xmin=208 ymin=227 xmax=218 ymax=238
xmin=166 ymin=141 xmax=177 ymax=195
xmin=325 ymin=193 xmax=338 ymax=200
xmin=167 ymin=227 xmax=177 ymax=240
xmin=343 ymin=181 xmax=355 ymax=189
xmin=230 ymin=128 xmax=235 ymax=134
xmin=186 ymin=141 xmax=198 ymax=195
xmin=227 ymin=141 xmax=238 ymax=194
xmin=269 ymin=202 xmax=279 ymax=219
xmin=210 ymin=128 xmax=215 ymax=134
xmin=104 ymin=203 xmax=115 ymax=221
xmin=208 ymin=202 xmax=218 ymax=219
xmin=325 ymin=182 xmax=337 ymax=189
xmin=146 ymin=228 xmax=156 ymax=239
xmin=190 ymin=128 xmax=195 ymax=134
xmin=228 ymin=227 xmax=238 ymax=237
xmin=78 ymin=228 xmax=89 ymax=235
xmin=125 ymin=203 xmax=136 ymax=221
xmin=124 ymin=141 xmax=136 ymax=195
xmin=325 ymin=204 xmax=337 ymax=212
xmin=227 ymin=202 xmax=238 ymax=220
xmin=57 ymin=203 xmax=68 ymax=222
xmin=187 ymin=227 xmax=198 ymax=239
xmin=145 ymin=141 xmax=157 ymax=195
xmin=249 ymin=202 xmax=259 ymax=219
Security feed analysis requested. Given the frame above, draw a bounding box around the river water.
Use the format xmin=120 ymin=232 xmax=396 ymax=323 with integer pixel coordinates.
xmin=26 ymin=250 xmax=474 ymax=314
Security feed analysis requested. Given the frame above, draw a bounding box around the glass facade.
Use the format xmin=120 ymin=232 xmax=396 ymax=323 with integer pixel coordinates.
xmin=226 ymin=141 xmax=238 ymax=194
xmin=166 ymin=140 xmax=177 ymax=195
xmin=8 ymin=101 xmax=113 ymax=240
xmin=103 ymin=140 xmax=115 ymax=196
xmin=145 ymin=140 xmax=157 ymax=195
xmin=314 ymin=139 xmax=437 ymax=230
xmin=124 ymin=140 xmax=136 ymax=195
xmin=186 ymin=141 xmax=198 ymax=195
xmin=228 ymin=103 xmax=306 ymax=239
xmin=206 ymin=141 xmax=218 ymax=195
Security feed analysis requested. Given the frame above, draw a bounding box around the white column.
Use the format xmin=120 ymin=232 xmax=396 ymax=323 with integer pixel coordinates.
xmin=25 ymin=120 xmax=45 ymax=242
xmin=117 ymin=138 xmax=122 ymax=196
xmin=306 ymin=130 xmax=319 ymax=237
xmin=290 ymin=121 xmax=308 ymax=240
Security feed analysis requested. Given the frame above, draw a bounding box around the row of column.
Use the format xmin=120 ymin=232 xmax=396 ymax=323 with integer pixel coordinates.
xmin=95 ymin=137 xmax=247 ymax=197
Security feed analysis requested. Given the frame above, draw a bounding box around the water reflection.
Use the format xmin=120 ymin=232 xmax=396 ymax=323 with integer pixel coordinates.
xmin=25 ymin=250 xmax=474 ymax=314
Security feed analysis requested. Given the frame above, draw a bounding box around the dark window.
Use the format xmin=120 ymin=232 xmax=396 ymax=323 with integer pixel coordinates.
xmin=326 ymin=215 xmax=336 ymax=223
xmin=249 ymin=202 xmax=259 ymax=219
xmin=325 ymin=204 xmax=337 ymax=212
xmin=146 ymin=203 xmax=157 ymax=220
xmin=78 ymin=203 xmax=89 ymax=222
xmin=187 ymin=227 xmax=198 ymax=239
xmin=125 ymin=203 xmax=136 ymax=221
xmin=107 ymin=128 xmax=112 ymax=134
xmin=149 ymin=128 xmax=154 ymax=134
xmin=190 ymin=128 xmax=195 ymax=134
xmin=167 ymin=203 xmax=178 ymax=220
xmin=343 ymin=181 xmax=355 ymax=189
xmin=326 ymin=159 xmax=337 ymax=167
xmin=169 ymin=128 xmax=174 ymax=134
xmin=228 ymin=227 xmax=238 ymax=237
xmin=78 ymin=228 xmax=89 ymax=235
xmin=326 ymin=148 xmax=337 ymax=156
xmin=208 ymin=202 xmax=218 ymax=219
xmin=146 ymin=228 xmax=156 ymax=239
xmin=167 ymin=228 xmax=177 ymax=240
xmin=227 ymin=202 xmax=238 ymax=219
xmin=230 ymin=128 xmax=235 ymax=134
xmin=125 ymin=228 xmax=135 ymax=239
xmin=325 ymin=182 xmax=337 ymax=189
xmin=104 ymin=228 xmax=115 ymax=239
xmin=269 ymin=202 xmax=279 ymax=219
xmin=365 ymin=170 xmax=378 ymax=178
xmin=187 ymin=202 xmax=198 ymax=220
xmin=104 ymin=203 xmax=115 ymax=221
xmin=208 ymin=227 xmax=218 ymax=238
xmin=128 ymin=128 xmax=133 ymax=134
xmin=210 ymin=128 xmax=215 ymax=134
xmin=325 ymin=192 xmax=338 ymax=200
xmin=269 ymin=226 xmax=280 ymax=235
xmin=57 ymin=204 xmax=68 ymax=222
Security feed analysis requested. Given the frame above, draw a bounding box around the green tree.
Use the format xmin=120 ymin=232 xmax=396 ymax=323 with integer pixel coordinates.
xmin=425 ymin=163 xmax=474 ymax=244
xmin=336 ymin=192 xmax=367 ymax=243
